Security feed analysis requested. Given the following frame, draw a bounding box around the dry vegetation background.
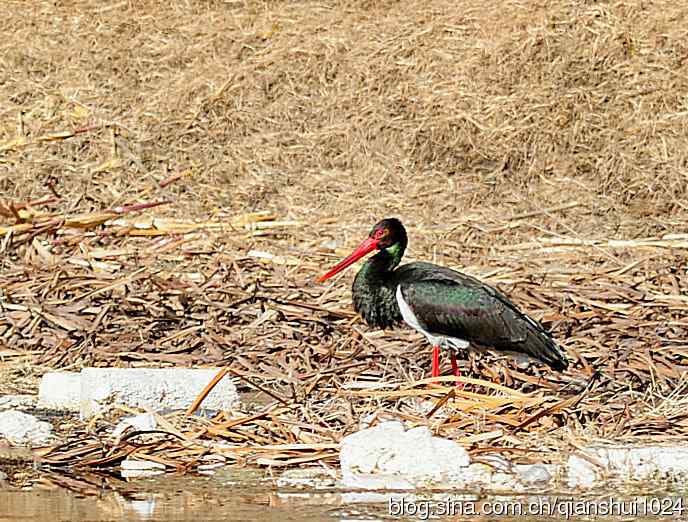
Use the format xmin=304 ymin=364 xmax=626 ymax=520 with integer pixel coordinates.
xmin=2 ymin=0 xmax=688 ymax=468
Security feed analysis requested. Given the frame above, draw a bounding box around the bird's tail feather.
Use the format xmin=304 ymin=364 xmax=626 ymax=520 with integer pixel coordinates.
xmin=522 ymin=321 xmax=568 ymax=371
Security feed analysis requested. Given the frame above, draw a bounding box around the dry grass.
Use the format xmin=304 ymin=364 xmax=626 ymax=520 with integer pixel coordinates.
xmin=1 ymin=0 xmax=688 ymax=476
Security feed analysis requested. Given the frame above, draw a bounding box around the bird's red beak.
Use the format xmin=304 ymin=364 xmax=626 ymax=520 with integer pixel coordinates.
xmin=318 ymin=237 xmax=380 ymax=282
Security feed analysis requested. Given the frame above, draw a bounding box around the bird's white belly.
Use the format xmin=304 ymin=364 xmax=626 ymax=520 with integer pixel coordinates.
xmin=395 ymin=285 xmax=469 ymax=350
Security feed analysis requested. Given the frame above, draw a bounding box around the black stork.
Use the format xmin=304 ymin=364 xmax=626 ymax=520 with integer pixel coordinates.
xmin=319 ymin=218 xmax=568 ymax=383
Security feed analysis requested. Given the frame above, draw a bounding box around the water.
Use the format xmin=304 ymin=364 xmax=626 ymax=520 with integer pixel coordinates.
xmin=0 ymin=470 xmax=340 ymax=522
xmin=0 ymin=486 xmax=341 ymax=522
xmin=1 ymin=468 xmax=684 ymax=521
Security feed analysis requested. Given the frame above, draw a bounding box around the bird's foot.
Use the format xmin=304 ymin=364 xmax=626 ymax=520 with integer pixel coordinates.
xmin=450 ymin=351 xmax=464 ymax=390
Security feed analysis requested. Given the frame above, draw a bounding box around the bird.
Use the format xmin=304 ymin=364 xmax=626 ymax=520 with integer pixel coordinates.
xmin=318 ymin=218 xmax=568 ymax=384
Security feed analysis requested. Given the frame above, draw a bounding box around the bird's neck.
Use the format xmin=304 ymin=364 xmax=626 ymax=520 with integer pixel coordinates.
xmin=361 ymin=241 xmax=406 ymax=279
xmin=352 ymin=242 xmax=406 ymax=328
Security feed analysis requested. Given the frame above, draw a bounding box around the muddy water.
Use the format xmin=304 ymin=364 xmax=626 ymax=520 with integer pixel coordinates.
xmin=0 ymin=487 xmax=338 ymax=522
xmin=0 ymin=468 xmax=683 ymax=521
xmin=0 ymin=470 xmax=338 ymax=522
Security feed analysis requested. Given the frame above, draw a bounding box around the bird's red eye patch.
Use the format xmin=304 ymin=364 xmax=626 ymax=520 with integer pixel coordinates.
xmin=373 ymin=228 xmax=386 ymax=239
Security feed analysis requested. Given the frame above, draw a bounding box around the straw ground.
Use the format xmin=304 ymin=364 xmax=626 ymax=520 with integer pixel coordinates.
xmin=1 ymin=0 xmax=688 ymax=478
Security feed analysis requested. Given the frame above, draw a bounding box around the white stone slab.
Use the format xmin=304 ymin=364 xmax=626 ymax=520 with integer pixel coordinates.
xmin=567 ymin=446 xmax=688 ymax=488
xmin=80 ymin=368 xmax=239 ymax=419
xmin=38 ymin=372 xmax=81 ymax=410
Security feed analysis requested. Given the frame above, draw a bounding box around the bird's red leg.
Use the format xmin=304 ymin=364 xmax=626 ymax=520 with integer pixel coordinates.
xmin=450 ymin=351 xmax=464 ymax=389
xmin=431 ymin=345 xmax=440 ymax=378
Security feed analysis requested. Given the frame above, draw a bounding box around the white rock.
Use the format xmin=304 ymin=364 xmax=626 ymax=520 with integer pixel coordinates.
xmin=449 ymin=463 xmax=493 ymax=488
xmin=340 ymin=422 xmax=564 ymax=492
xmin=491 ymin=472 xmax=526 ymax=493
xmin=0 ymin=470 xmax=8 ymax=481
xmin=0 ymin=410 xmax=53 ymax=446
xmin=0 ymin=395 xmax=36 ymax=410
xmin=567 ymin=446 xmax=688 ymax=489
xmin=120 ymin=469 xmax=166 ymax=479
xmin=516 ymin=464 xmax=554 ymax=486
xmin=80 ymin=368 xmax=239 ymax=419
xmin=112 ymin=412 xmax=158 ymax=438
xmin=121 ymin=459 xmax=166 ymax=471
xmin=453 ymin=463 xmax=555 ymax=492
xmin=567 ymin=455 xmax=597 ymax=488
xmin=341 ymin=421 xmax=404 ymax=475
xmin=340 ymin=422 xmax=470 ymax=489
xmin=277 ymin=468 xmax=338 ymax=489
xmin=38 ymin=372 xmax=82 ymax=410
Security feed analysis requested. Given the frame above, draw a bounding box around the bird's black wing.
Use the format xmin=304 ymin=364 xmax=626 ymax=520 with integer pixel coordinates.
xmin=393 ymin=262 xmax=568 ymax=370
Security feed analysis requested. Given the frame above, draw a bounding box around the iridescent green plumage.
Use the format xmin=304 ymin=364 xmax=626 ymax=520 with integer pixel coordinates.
xmin=350 ymin=218 xmax=568 ymax=371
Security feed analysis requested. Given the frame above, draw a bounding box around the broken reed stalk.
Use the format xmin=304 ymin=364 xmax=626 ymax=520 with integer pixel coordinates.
xmin=185 ymin=368 xmax=230 ymax=416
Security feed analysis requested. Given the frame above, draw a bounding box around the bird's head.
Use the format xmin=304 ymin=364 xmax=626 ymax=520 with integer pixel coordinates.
xmin=318 ymin=218 xmax=406 ymax=282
